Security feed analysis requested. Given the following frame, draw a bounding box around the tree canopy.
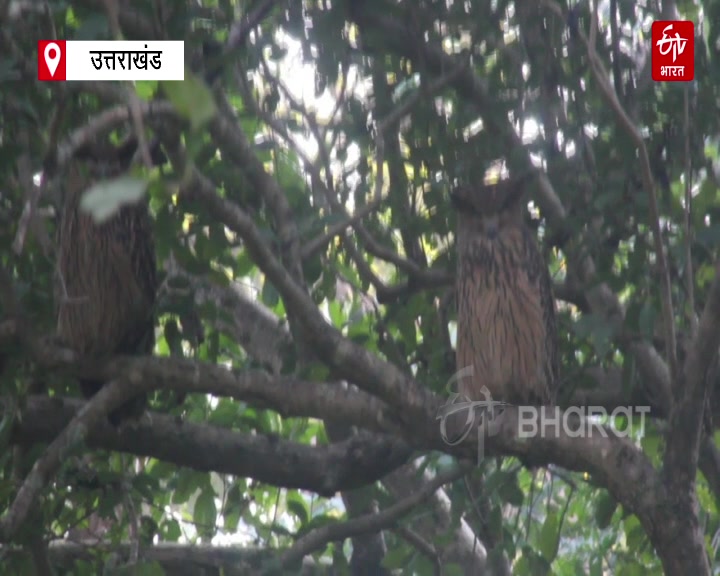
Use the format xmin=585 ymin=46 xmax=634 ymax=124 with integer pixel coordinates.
xmin=1 ymin=0 xmax=720 ymax=574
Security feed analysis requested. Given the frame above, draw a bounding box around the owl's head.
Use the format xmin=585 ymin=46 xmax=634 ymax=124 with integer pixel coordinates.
xmin=74 ymin=135 xmax=167 ymax=176
xmin=451 ymin=172 xmax=535 ymax=239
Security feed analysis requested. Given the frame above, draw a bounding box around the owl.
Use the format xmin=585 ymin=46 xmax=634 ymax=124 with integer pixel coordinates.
xmin=56 ymin=136 xmax=160 ymax=426
xmin=451 ymin=172 xmax=559 ymax=406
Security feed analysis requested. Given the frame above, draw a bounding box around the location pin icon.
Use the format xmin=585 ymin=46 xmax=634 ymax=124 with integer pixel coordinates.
xmin=44 ymin=43 xmax=61 ymax=77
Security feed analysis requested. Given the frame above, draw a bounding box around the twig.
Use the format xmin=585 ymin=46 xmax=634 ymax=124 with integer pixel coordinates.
xmin=226 ymin=0 xmax=278 ymax=51
xmin=683 ymin=85 xmax=697 ymax=336
xmin=300 ymin=63 xmax=469 ymax=266
xmin=10 ymin=415 xmax=54 ymax=576
xmin=252 ymin=54 xmax=425 ymax=273
xmin=123 ymin=477 xmax=140 ymax=565
xmin=13 ymin=98 xmax=63 ymax=259
xmin=280 ymin=462 xmax=473 ymax=567
xmin=127 ymin=91 xmax=154 ymax=169
xmin=54 ymin=101 xmax=175 ymax=170
xmin=0 ymin=319 xmax=17 ymax=340
xmin=101 ymin=0 xmax=121 ymax=39
xmin=393 ymin=525 xmax=441 ymax=575
xmin=557 ymin=479 xmax=576 ymax=548
xmin=544 ymin=0 xmax=678 ymax=382
xmin=11 ymin=132 xmax=36 ymax=256
xmin=98 ymin=0 xmax=154 ymax=169
xmin=300 ymin=198 xmax=384 ymax=259
xmin=0 ymin=378 xmax=135 ymax=542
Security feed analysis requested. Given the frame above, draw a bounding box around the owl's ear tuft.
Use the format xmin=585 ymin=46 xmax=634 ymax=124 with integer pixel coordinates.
xmin=497 ymin=182 xmax=526 ymax=212
xmin=493 ymin=168 xmax=540 ymax=211
xmin=450 ymin=185 xmax=475 ymax=213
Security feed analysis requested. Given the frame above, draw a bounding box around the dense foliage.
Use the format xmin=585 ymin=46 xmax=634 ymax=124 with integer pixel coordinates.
xmin=1 ymin=0 xmax=720 ymax=574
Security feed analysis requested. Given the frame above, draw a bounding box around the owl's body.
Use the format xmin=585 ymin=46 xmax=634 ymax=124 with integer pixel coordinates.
xmin=56 ymin=137 xmax=158 ymax=425
xmin=453 ymin=175 xmax=558 ymax=406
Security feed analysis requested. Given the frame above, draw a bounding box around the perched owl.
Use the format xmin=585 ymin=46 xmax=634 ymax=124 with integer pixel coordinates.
xmin=452 ymin=172 xmax=559 ymax=406
xmin=56 ymin=136 xmax=161 ymax=426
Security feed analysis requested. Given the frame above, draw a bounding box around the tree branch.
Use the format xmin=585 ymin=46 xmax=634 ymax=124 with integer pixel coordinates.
xmin=5 ymin=396 xmax=411 ymax=533
xmin=280 ymin=462 xmax=473 ymax=568
xmin=665 ymin=265 xmax=720 ymax=487
xmin=581 ymin=0 xmax=678 ymax=385
xmin=0 ymin=540 xmax=326 ymax=574
xmin=0 ymin=377 xmax=135 ymax=542
xmin=181 ymin=167 xmax=437 ymax=422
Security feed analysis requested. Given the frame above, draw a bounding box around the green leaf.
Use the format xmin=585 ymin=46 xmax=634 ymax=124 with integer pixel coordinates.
xmin=0 ymin=58 xmax=19 ymax=82
xmin=594 ymin=491 xmax=618 ymax=529
xmin=573 ymin=313 xmax=616 ymax=358
xmin=171 ymin=470 xmax=207 ymax=504
xmin=518 ymin=546 xmax=551 ymax=576
xmin=222 ymin=484 xmax=244 ymax=532
xmin=236 ymin=250 xmax=255 ymax=277
xmin=113 ymin=561 xmax=165 ymax=575
xmin=74 ymin=13 xmax=109 ymax=40
xmin=382 ymin=546 xmax=413 ymax=569
xmin=261 ymin=278 xmax=280 ymax=308
xmin=485 ymin=468 xmax=521 ymax=497
xmin=514 ymin=553 xmax=532 ymax=575
xmin=538 ymin=509 xmax=560 ymax=563
xmin=624 ymin=515 xmax=646 ymax=552
xmin=135 ymin=81 xmax=158 ymax=100
xmin=208 ymin=398 xmax=238 ymax=427
xmin=161 ymin=72 xmax=217 ymax=130
xmin=194 ymin=488 xmax=217 ymax=536
xmin=295 ymin=514 xmax=338 ymax=538
xmin=444 ymin=564 xmax=466 ymax=576
xmin=695 ymin=224 xmax=720 ymax=249
xmin=163 ymin=319 xmax=183 ymax=357
xmin=497 ymin=476 xmax=525 ymax=507
xmin=328 ymin=300 xmax=344 ymax=328
xmin=80 ymin=176 xmax=148 ymax=223
xmin=617 ymin=562 xmax=647 ymax=576
xmin=286 ymin=493 xmax=309 ymax=524
xmin=638 ymin=301 xmax=656 ymax=340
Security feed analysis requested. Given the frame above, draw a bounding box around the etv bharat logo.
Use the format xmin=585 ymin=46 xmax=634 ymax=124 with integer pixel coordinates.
xmin=651 ymin=20 xmax=694 ymax=82
xmin=436 ymin=367 xmax=650 ymax=464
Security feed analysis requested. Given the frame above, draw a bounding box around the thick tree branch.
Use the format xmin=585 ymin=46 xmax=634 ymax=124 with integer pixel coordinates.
xmin=211 ymin=92 xmax=304 ymax=286
xmin=665 ymin=266 xmax=720 ymax=486
xmin=12 ymin=341 xmax=401 ymax=436
xmin=1 ymin=541 xmax=326 ymax=574
xmin=5 ymin=396 xmax=411 ymax=529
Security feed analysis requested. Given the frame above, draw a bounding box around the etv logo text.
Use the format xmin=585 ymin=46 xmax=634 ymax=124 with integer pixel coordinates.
xmin=651 ymin=21 xmax=694 ymax=82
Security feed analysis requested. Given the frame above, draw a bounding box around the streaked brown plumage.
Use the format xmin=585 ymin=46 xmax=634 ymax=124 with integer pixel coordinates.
xmin=56 ymin=136 xmax=158 ymax=426
xmin=452 ymin=174 xmax=559 ymax=406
